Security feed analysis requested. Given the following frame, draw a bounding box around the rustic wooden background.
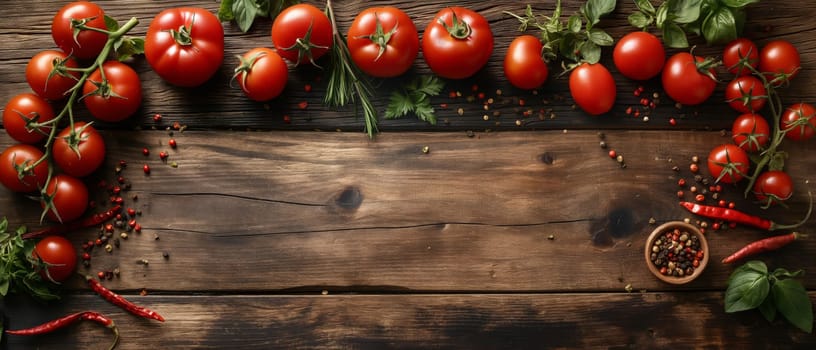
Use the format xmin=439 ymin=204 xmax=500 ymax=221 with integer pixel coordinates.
xmin=1 ymin=0 xmax=816 ymax=348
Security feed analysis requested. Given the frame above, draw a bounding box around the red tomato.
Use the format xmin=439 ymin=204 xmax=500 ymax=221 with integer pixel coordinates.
xmin=51 ymin=1 xmax=108 ymax=60
xmin=347 ymin=6 xmax=419 ymax=78
xmin=504 ymin=35 xmax=548 ymax=90
xmin=569 ymin=63 xmax=616 ymax=116
xmin=0 ymin=144 xmax=48 ymax=193
xmin=41 ymin=174 xmax=89 ymax=223
xmin=26 ymin=50 xmax=80 ymax=100
xmin=722 ymin=38 xmax=759 ymax=77
xmin=759 ymin=40 xmax=800 ymax=85
xmin=82 ymin=61 xmax=142 ymax=122
xmin=613 ymin=31 xmax=665 ymax=81
xmin=662 ymin=52 xmax=717 ymax=106
xmin=707 ymin=144 xmax=750 ymax=184
xmin=781 ymin=102 xmax=816 ymax=141
xmin=3 ymin=93 xmax=55 ymax=144
xmin=752 ymin=170 xmax=793 ymax=206
xmin=145 ymin=7 xmax=224 ymax=87
xmin=271 ymin=4 xmax=333 ymax=66
xmin=234 ymin=48 xmax=289 ymax=102
xmin=422 ymin=7 xmax=494 ymax=79
xmin=53 ymin=122 xmax=106 ymax=177
xmin=725 ymin=76 xmax=767 ymax=113
xmin=33 ymin=236 xmax=78 ymax=283
xmin=732 ymin=113 xmax=770 ymax=152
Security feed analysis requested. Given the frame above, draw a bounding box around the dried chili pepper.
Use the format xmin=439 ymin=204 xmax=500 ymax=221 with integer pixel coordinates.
xmin=722 ymin=232 xmax=802 ymax=264
xmin=22 ymin=206 xmax=122 ymax=240
xmin=679 ymin=201 xmax=812 ymax=231
xmin=5 ymin=311 xmax=119 ymax=350
xmin=86 ymin=276 xmax=165 ymax=322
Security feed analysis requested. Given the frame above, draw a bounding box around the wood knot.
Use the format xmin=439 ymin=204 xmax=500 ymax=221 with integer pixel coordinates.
xmin=538 ymin=152 xmax=555 ymax=165
xmin=334 ymin=186 xmax=363 ymax=211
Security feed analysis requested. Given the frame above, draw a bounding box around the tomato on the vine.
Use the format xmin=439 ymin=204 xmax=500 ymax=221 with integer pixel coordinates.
xmin=732 ymin=113 xmax=770 ymax=153
xmin=0 ymin=144 xmax=48 ymax=193
xmin=504 ymin=35 xmax=548 ymax=90
xmin=613 ymin=31 xmax=665 ymax=81
xmin=722 ymin=38 xmax=759 ymax=77
xmin=752 ymin=170 xmax=793 ymax=206
xmin=51 ymin=1 xmax=108 ymax=60
xmin=707 ymin=144 xmax=750 ymax=184
xmin=33 ymin=236 xmax=78 ymax=283
xmin=145 ymin=7 xmax=224 ymax=87
xmin=569 ymin=63 xmax=616 ymax=116
xmin=82 ymin=61 xmax=142 ymax=122
xmin=347 ymin=6 xmax=419 ymax=78
xmin=271 ymin=4 xmax=333 ymax=66
xmin=422 ymin=7 xmax=493 ymax=79
xmin=759 ymin=40 xmax=800 ymax=85
xmin=3 ymin=93 xmax=55 ymax=144
xmin=781 ymin=102 xmax=816 ymax=141
xmin=234 ymin=48 xmax=288 ymax=102
xmin=53 ymin=122 xmax=106 ymax=178
xmin=26 ymin=50 xmax=80 ymax=100
xmin=725 ymin=75 xmax=767 ymax=113
xmin=662 ymin=52 xmax=717 ymax=106
xmin=41 ymin=174 xmax=89 ymax=223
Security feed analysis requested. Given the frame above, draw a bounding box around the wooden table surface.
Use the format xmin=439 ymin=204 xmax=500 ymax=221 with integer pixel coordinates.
xmin=2 ymin=0 xmax=816 ymax=348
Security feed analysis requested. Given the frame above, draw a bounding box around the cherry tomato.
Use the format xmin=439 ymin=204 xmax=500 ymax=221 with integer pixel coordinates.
xmin=422 ymin=7 xmax=494 ymax=79
xmin=82 ymin=61 xmax=142 ymax=122
xmin=53 ymin=122 xmax=106 ymax=178
xmin=41 ymin=174 xmax=89 ymax=223
xmin=3 ymin=93 xmax=55 ymax=144
xmin=731 ymin=113 xmax=770 ymax=153
xmin=347 ymin=6 xmax=419 ymax=78
xmin=25 ymin=50 xmax=80 ymax=100
xmin=504 ymin=35 xmax=548 ymax=90
xmin=569 ymin=63 xmax=616 ymax=116
xmin=759 ymin=40 xmax=800 ymax=85
xmin=707 ymin=144 xmax=750 ymax=184
xmin=722 ymin=38 xmax=759 ymax=77
xmin=145 ymin=7 xmax=224 ymax=87
xmin=234 ymin=48 xmax=288 ymax=102
xmin=725 ymin=76 xmax=767 ymax=113
xmin=781 ymin=102 xmax=816 ymax=141
xmin=662 ymin=52 xmax=717 ymax=106
xmin=0 ymin=144 xmax=48 ymax=193
xmin=51 ymin=1 xmax=108 ymax=60
xmin=613 ymin=31 xmax=665 ymax=81
xmin=752 ymin=170 xmax=793 ymax=206
xmin=271 ymin=4 xmax=333 ymax=66
xmin=33 ymin=236 xmax=78 ymax=283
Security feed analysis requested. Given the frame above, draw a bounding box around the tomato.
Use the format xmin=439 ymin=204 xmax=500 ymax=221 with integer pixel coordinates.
xmin=271 ymin=4 xmax=333 ymax=66
xmin=707 ymin=144 xmax=750 ymax=184
xmin=145 ymin=7 xmax=224 ymax=87
xmin=41 ymin=174 xmax=89 ymax=223
xmin=781 ymin=102 xmax=816 ymax=141
xmin=662 ymin=52 xmax=717 ymax=106
xmin=752 ymin=170 xmax=793 ymax=206
xmin=759 ymin=40 xmax=800 ymax=85
xmin=422 ymin=7 xmax=494 ymax=79
xmin=0 ymin=144 xmax=48 ymax=193
xmin=53 ymin=122 xmax=106 ymax=177
xmin=33 ymin=236 xmax=78 ymax=283
xmin=51 ymin=1 xmax=108 ymax=60
xmin=612 ymin=31 xmax=665 ymax=81
xmin=3 ymin=93 xmax=55 ymax=144
xmin=347 ymin=6 xmax=419 ymax=78
xmin=26 ymin=50 xmax=80 ymax=100
xmin=504 ymin=35 xmax=548 ymax=90
xmin=722 ymin=38 xmax=759 ymax=77
xmin=732 ymin=113 xmax=770 ymax=152
xmin=82 ymin=61 xmax=142 ymax=122
xmin=725 ymin=76 xmax=767 ymax=113
xmin=569 ymin=63 xmax=616 ymax=115
xmin=234 ymin=48 xmax=289 ymax=102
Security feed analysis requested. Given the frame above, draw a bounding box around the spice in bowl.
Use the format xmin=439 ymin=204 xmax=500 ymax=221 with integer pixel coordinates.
xmin=645 ymin=221 xmax=709 ymax=284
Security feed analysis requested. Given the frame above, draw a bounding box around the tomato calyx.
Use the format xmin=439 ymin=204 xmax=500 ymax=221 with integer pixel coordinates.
xmin=693 ymin=56 xmax=720 ymax=83
xmin=710 ymin=148 xmax=749 ymax=184
xmin=725 ymin=45 xmax=758 ymax=75
xmin=781 ymin=107 xmax=816 ymax=138
xmin=280 ymin=20 xmax=329 ymax=67
xmin=70 ymin=15 xmax=108 ymax=44
xmin=59 ymin=122 xmax=94 ymax=159
xmin=231 ymin=51 xmax=266 ymax=89
xmin=360 ymin=13 xmax=398 ymax=61
xmin=29 ymin=253 xmax=65 ymax=285
xmin=168 ymin=24 xmax=194 ymax=46
xmin=726 ymin=80 xmax=768 ymax=112
xmin=767 ymin=67 xmax=801 ymax=87
xmin=439 ymin=9 xmax=472 ymax=40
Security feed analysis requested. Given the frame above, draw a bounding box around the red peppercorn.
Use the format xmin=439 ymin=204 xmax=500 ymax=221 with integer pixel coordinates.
xmin=112 ymin=186 xmax=121 ymax=195
xmin=143 ymin=164 xmax=151 ymax=174
xmin=625 ymin=106 xmax=632 ymax=115
xmin=728 ymin=202 xmax=736 ymax=209
xmin=304 ymin=84 xmax=312 ymax=92
xmin=83 ymin=253 xmax=91 ymax=261
xmin=690 ymin=164 xmax=699 ymax=173
xmin=608 ymin=150 xmax=617 ymax=159
xmin=133 ymin=223 xmax=142 ymax=233
xmin=712 ymin=222 xmax=721 ymax=230
xmin=153 ymin=113 xmax=162 ymax=122
xmin=678 ymin=178 xmax=686 ymax=187
xmin=282 ymin=115 xmax=291 ymax=124
xmin=159 ymin=151 xmax=169 ymax=161
xmin=97 ymin=271 xmax=106 ymax=279
xmin=142 ymin=148 xmax=150 ymax=156
xmin=119 ymin=160 xmax=127 ymax=167
xmin=168 ymin=139 xmax=177 ymax=148
xmin=128 ymin=219 xmax=137 ymax=228
xmin=117 ymin=176 xmax=125 ymax=184
xmin=104 ymin=224 xmax=114 ymax=233
xmin=669 ymin=118 xmax=677 ymax=126
xmin=95 ymin=239 xmax=103 ymax=246
xmin=114 ymin=197 xmax=124 ymax=205
xmin=718 ymin=200 xmax=727 ymax=207
xmin=677 ymin=190 xmax=685 ymax=198
xmin=127 ymin=208 xmax=136 ymax=217
xmin=695 ymin=194 xmax=705 ymax=202
xmin=298 ymin=101 xmax=308 ymax=109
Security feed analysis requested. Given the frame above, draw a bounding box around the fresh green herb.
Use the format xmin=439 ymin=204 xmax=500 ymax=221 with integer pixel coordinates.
xmin=104 ymin=15 xmax=144 ymax=61
xmin=218 ymin=0 xmax=299 ymax=33
xmin=725 ymin=260 xmax=813 ymax=333
xmin=385 ymin=76 xmax=445 ymax=125
xmin=0 ymin=218 xmax=62 ymax=302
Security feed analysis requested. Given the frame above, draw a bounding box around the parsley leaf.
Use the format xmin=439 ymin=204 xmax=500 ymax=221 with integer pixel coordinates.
xmin=384 ymin=76 xmax=444 ymax=125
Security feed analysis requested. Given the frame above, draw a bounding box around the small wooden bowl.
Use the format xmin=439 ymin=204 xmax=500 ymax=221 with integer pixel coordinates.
xmin=645 ymin=221 xmax=709 ymax=285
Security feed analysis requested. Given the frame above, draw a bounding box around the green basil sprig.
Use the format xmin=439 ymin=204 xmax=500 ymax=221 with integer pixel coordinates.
xmin=218 ymin=0 xmax=299 ymax=33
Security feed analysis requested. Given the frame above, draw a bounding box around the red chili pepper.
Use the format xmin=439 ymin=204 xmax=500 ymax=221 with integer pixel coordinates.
xmin=22 ymin=206 xmax=122 ymax=240
xmin=86 ymin=276 xmax=165 ymax=322
xmin=5 ymin=311 xmax=119 ymax=350
xmin=722 ymin=232 xmax=802 ymax=264
xmin=679 ymin=201 xmax=811 ymax=231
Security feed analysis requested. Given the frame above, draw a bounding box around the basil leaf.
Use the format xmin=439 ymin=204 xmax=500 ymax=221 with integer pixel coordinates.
xmin=655 ymin=3 xmax=669 ymax=28
xmin=772 ymin=279 xmax=813 ymax=333
xmin=580 ymin=41 xmax=601 ymax=64
xmin=218 ymin=0 xmax=235 ymax=21
xmin=559 ymin=32 xmax=580 ymax=63
xmin=759 ymin=296 xmax=777 ymax=322
xmin=256 ymin=0 xmax=271 ymax=17
xmin=583 ymin=0 xmax=617 ymax=26
xmin=724 ymin=268 xmax=769 ymax=312
xmin=670 ymin=0 xmax=702 ymax=24
xmin=0 ymin=275 xmax=9 ymax=296
xmin=702 ymin=6 xmax=737 ymax=45
xmin=628 ymin=11 xmax=653 ymax=29
xmin=721 ymin=0 xmax=760 ymax=8
xmin=232 ymin=0 xmax=259 ymax=33
xmin=635 ymin=0 xmax=656 ymax=14
xmin=568 ymin=14 xmax=583 ymax=33
xmin=588 ymin=28 xmax=614 ymax=46
xmin=662 ymin=22 xmax=689 ymax=48
xmin=773 ymin=268 xmax=805 ymax=279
